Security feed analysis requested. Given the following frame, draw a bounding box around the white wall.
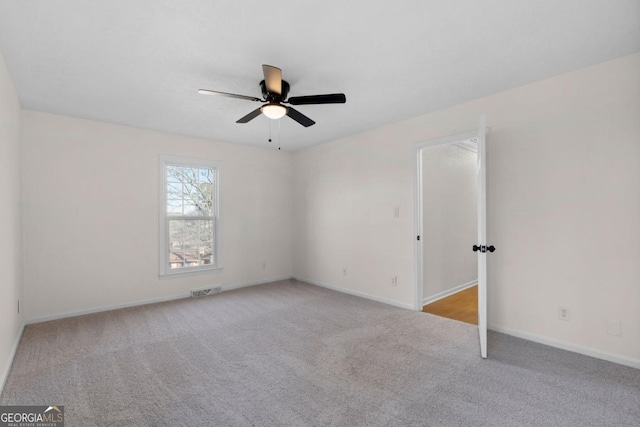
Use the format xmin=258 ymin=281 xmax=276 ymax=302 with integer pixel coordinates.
xmin=0 ymin=51 xmax=23 ymax=390
xmin=293 ymin=53 xmax=640 ymax=366
xmin=22 ymin=111 xmax=293 ymax=321
xmin=292 ymin=134 xmax=415 ymax=308
xmin=422 ymin=144 xmax=477 ymax=301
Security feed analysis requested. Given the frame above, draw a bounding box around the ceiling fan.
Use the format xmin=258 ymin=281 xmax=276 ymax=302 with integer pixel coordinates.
xmin=198 ymin=64 xmax=346 ymax=127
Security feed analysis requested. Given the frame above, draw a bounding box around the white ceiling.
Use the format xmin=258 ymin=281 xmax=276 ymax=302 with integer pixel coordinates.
xmin=0 ymin=1 xmax=638 ymax=151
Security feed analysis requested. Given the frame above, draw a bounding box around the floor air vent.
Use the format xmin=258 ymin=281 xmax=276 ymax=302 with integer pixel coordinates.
xmin=191 ymin=287 xmax=222 ymax=297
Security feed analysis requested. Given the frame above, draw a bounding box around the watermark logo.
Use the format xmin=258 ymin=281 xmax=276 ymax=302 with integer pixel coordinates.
xmin=0 ymin=405 xmax=64 ymax=427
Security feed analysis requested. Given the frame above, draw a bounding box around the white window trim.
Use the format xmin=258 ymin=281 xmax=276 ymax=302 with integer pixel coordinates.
xmin=158 ymin=155 xmax=222 ymax=277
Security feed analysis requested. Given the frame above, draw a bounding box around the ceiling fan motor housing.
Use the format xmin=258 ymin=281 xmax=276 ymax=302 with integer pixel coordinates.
xmin=260 ymin=79 xmax=290 ymax=102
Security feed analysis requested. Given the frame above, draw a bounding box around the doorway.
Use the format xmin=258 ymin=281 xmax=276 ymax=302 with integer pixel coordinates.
xmin=420 ymin=140 xmax=478 ymax=324
xmin=413 ymin=119 xmax=488 ymax=357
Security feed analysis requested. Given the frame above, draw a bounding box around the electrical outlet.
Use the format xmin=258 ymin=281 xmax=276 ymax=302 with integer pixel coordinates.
xmin=394 ymin=207 xmax=400 ymax=218
xmin=262 ymin=261 xmax=267 ymax=270
xmin=343 ymin=268 xmax=348 ymax=276
xmin=391 ymin=276 xmax=397 ymax=286
xmin=558 ymin=306 xmax=570 ymax=321
xmin=607 ymin=318 xmax=621 ymax=336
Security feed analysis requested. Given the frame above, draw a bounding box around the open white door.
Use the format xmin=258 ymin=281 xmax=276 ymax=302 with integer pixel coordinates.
xmin=476 ymin=116 xmax=489 ymax=358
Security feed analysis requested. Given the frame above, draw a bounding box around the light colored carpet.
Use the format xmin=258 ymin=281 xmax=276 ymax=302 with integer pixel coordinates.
xmin=2 ymin=279 xmax=639 ymax=426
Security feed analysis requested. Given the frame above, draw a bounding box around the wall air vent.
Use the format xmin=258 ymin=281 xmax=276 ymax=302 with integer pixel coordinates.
xmin=191 ymin=286 xmax=222 ymax=297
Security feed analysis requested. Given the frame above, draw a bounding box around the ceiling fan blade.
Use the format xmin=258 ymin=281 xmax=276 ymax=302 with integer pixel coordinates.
xmin=287 ymin=93 xmax=346 ymax=105
xmin=236 ymin=107 xmax=263 ymax=123
xmin=262 ymin=64 xmax=282 ymax=95
xmin=198 ymin=89 xmax=261 ymax=102
xmin=286 ymin=107 xmax=315 ymax=127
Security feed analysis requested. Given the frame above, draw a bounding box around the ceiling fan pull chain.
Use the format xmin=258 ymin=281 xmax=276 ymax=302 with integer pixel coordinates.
xmin=268 ymin=119 xmax=272 ymax=143
xmin=278 ymin=117 xmax=281 ymax=150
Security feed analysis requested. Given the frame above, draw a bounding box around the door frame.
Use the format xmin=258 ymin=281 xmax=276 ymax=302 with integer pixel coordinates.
xmin=412 ymin=130 xmax=480 ymax=312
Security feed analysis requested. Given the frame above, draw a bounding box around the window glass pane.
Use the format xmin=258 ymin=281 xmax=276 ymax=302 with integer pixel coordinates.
xmin=165 ymin=165 xmax=214 ymax=216
xmin=166 ymin=198 xmax=184 ymax=216
xmin=166 ymin=166 xmax=182 ymax=183
xmin=168 ymin=219 xmax=214 ymax=269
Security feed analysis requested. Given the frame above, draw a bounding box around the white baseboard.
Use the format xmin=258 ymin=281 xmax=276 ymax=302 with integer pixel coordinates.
xmin=1 ymin=322 xmax=25 ymax=396
xmin=489 ymin=324 xmax=640 ymax=370
xmin=294 ymin=276 xmax=414 ymax=310
xmin=26 ymin=276 xmax=292 ymax=325
xmin=26 ymin=293 xmax=191 ymax=325
xmin=423 ymin=280 xmax=477 ymax=306
xmin=222 ymin=276 xmax=293 ymax=292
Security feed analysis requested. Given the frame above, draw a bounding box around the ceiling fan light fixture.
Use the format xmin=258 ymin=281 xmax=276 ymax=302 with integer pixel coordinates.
xmin=261 ymin=103 xmax=287 ymax=120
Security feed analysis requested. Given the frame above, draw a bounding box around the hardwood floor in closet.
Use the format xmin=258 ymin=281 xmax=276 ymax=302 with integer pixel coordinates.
xmin=422 ymin=285 xmax=478 ymax=325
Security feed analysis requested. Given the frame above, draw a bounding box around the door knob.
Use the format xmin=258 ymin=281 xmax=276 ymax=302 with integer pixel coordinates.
xmin=473 ymin=244 xmax=496 ymax=253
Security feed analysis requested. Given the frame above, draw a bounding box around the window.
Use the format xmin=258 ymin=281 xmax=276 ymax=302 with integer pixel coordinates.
xmin=159 ymin=156 xmax=221 ymax=276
